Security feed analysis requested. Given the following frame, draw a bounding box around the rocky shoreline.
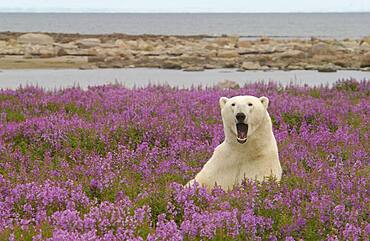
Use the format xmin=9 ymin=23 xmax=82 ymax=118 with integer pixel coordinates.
xmin=1 ymin=32 xmax=370 ymax=71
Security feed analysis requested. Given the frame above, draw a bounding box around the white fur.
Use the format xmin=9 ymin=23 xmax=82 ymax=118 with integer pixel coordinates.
xmin=187 ymin=95 xmax=282 ymax=190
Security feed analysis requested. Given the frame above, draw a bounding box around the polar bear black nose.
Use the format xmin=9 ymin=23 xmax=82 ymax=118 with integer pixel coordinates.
xmin=236 ymin=113 xmax=246 ymax=122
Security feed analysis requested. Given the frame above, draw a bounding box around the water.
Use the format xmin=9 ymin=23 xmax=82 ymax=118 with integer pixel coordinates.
xmin=0 ymin=68 xmax=369 ymax=90
xmin=0 ymin=13 xmax=369 ymax=39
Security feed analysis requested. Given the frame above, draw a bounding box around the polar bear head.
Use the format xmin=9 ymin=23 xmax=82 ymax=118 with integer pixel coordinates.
xmin=219 ymin=95 xmax=269 ymax=144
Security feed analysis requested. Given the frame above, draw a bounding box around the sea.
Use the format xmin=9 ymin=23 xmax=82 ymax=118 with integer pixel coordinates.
xmin=0 ymin=69 xmax=369 ymax=90
xmin=0 ymin=12 xmax=370 ymax=89
xmin=0 ymin=12 xmax=369 ymax=38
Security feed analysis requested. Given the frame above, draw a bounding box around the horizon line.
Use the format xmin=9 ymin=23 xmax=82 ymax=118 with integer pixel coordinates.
xmin=1 ymin=10 xmax=370 ymax=14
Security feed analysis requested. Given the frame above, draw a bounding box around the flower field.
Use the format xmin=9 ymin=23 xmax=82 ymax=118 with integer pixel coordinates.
xmin=0 ymin=80 xmax=369 ymax=240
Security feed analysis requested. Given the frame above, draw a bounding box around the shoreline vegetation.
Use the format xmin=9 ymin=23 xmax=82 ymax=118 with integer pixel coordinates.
xmin=0 ymin=32 xmax=370 ymax=71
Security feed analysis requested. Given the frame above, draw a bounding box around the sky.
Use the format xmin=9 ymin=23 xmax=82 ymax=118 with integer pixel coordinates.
xmin=0 ymin=0 xmax=369 ymax=13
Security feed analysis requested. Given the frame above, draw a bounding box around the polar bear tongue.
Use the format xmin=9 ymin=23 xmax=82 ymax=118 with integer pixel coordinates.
xmin=236 ymin=123 xmax=248 ymax=139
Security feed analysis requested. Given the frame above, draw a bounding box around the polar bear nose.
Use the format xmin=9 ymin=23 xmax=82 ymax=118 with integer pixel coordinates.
xmin=236 ymin=113 xmax=246 ymax=122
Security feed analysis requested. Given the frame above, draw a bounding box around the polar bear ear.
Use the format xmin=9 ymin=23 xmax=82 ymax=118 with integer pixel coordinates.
xmin=259 ymin=96 xmax=269 ymax=109
xmin=219 ymin=97 xmax=229 ymax=109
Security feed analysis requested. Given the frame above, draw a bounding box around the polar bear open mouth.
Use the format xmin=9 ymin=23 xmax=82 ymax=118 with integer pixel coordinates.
xmin=236 ymin=123 xmax=248 ymax=144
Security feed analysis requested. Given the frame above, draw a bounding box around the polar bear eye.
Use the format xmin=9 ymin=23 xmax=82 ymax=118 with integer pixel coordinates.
xmin=231 ymin=103 xmax=235 ymax=107
xmin=248 ymin=103 xmax=253 ymax=106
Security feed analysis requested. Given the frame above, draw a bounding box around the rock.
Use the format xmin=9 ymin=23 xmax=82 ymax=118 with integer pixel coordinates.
xmin=217 ymin=50 xmax=239 ymax=58
xmin=137 ymin=39 xmax=154 ymax=51
xmin=318 ymin=63 xmax=337 ymax=72
xmin=334 ymin=59 xmax=351 ymax=68
xmin=125 ymin=40 xmax=138 ymax=48
xmin=360 ymin=36 xmax=370 ymax=45
xmin=96 ymin=63 xmax=110 ymax=68
xmin=221 ymin=61 xmax=237 ymax=68
xmin=237 ymin=40 xmax=252 ymax=48
xmin=79 ymin=64 xmax=98 ymax=70
xmin=88 ymin=56 xmax=105 ymax=63
xmin=286 ymin=65 xmax=304 ymax=70
xmin=204 ymin=64 xmax=217 ymax=69
xmin=55 ymin=47 xmax=68 ymax=57
xmin=97 ymin=61 xmax=124 ymax=68
xmin=62 ymin=48 xmax=93 ymax=56
xmin=216 ymin=80 xmax=240 ymax=89
xmin=259 ymin=37 xmax=271 ymax=43
xmin=115 ymin=39 xmax=128 ymax=48
xmin=98 ymin=43 xmax=116 ymax=48
xmin=54 ymin=43 xmax=78 ymax=49
xmin=360 ymin=52 xmax=370 ymax=68
xmin=76 ymin=38 xmax=101 ymax=48
xmin=241 ymin=61 xmax=261 ymax=70
xmin=17 ymin=33 xmax=54 ymax=45
xmin=161 ymin=61 xmax=182 ymax=69
xmin=136 ymin=51 xmax=161 ymax=57
xmin=279 ymin=50 xmax=304 ymax=59
xmin=183 ymin=66 xmax=204 ymax=71
xmin=214 ymin=36 xmax=239 ymax=48
xmin=24 ymin=46 xmax=33 ymax=59
xmin=204 ymin=43 xmax=219 ymax=50
xmin=104 ymin=56 xmax=122 ymax=63
xmin=303 ymin=64 xmax=318 ymax=70
xmin=166 ymin=49 xmax=183 ymax=56
xmin=311 ymin=43 xmax=335 ymax=55
xmin=23 ymin=45 xmax=56 ymax=58
xmin=359 ymin=42 xmax=370 ymax=52
xmin=39 ymin=46 xmax=56 ymax=58
xmin=110 ymin=62 xmax=125 ymax=68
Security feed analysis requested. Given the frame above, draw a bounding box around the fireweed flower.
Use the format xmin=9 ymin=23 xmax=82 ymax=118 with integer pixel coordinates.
xmin=0 ymin=80 xmax=368 ymax=240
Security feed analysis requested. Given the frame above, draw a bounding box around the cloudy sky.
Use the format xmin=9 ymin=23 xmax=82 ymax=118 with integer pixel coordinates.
xmin=1 ymin=0 xmax=369 ymax=12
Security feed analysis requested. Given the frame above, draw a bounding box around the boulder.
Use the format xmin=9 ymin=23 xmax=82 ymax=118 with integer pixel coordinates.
xmin=161 ymin=61 xmax=182 ymax=69
xmin=204 ymin=64 xmax=217 ymax=69
xmin=237 ymin=40 xmax=252 ymax=48
xmin=54 ymin=43 xmax=78 ymax=49
xmin=137 ymin=39 xmax=154 ymax=51
xmin=259 ymin=37 xmax=272 ymax=43
xmin=183 ymin=66 xmax=204 ymax=72
xmin=286 ymin=65 xmax=304 ymax=70
xmin=360 ymin=52 xmax=370 ymax=68
xmin=166 ymin=49 xmax=184 ymax=56
xmin=216 ymin=80 xmax=240 ymax=89
xmin=217 ymin=50 xmax=239 ymax=58
xmin=318 ymin=63 xmax=337 ymax=72
xmin=88 ymin=56 xmax=106 ymax=63
xmin=115 ymin=39 xmax=128 ymax=48
xmin=39 ymin=46 xmax=56 ymax=58
xmin=17 ymin=33 xmax=54 ymax=45
xmin=23 ymin=46 xmax=33 ymax=59
xmin=214 ymin=36 xmax=239 ymax=47
xmin=204 ymin=43 xmax=219 ymax=50
xmin=125 ymin=40 xmax=138 ymax=48
xmin=240 ymin=61 xmax=261 ymax=70
xmin=311 ymin=43 xmax=335 ymax=55
xmin=22 ymin=45 xmax=56 ymax=58
xmin=279 ymin=50 xmax=305 ymax=59
xmin=359 ymin=42 xmax=370 ymax=52
xmin=360 ymin=36 xmax=370 ymax=45
xmin=79 ymin=64 xmax=98 ymax=70
xmin=303 ymin=64 xmax=318 ymax=70
xmin=76 ymin=38 xmax=101 ymax=48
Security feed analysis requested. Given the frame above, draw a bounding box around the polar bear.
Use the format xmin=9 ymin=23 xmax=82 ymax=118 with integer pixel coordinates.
xmin=187 ymin=95 xmax=282 ymax=190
